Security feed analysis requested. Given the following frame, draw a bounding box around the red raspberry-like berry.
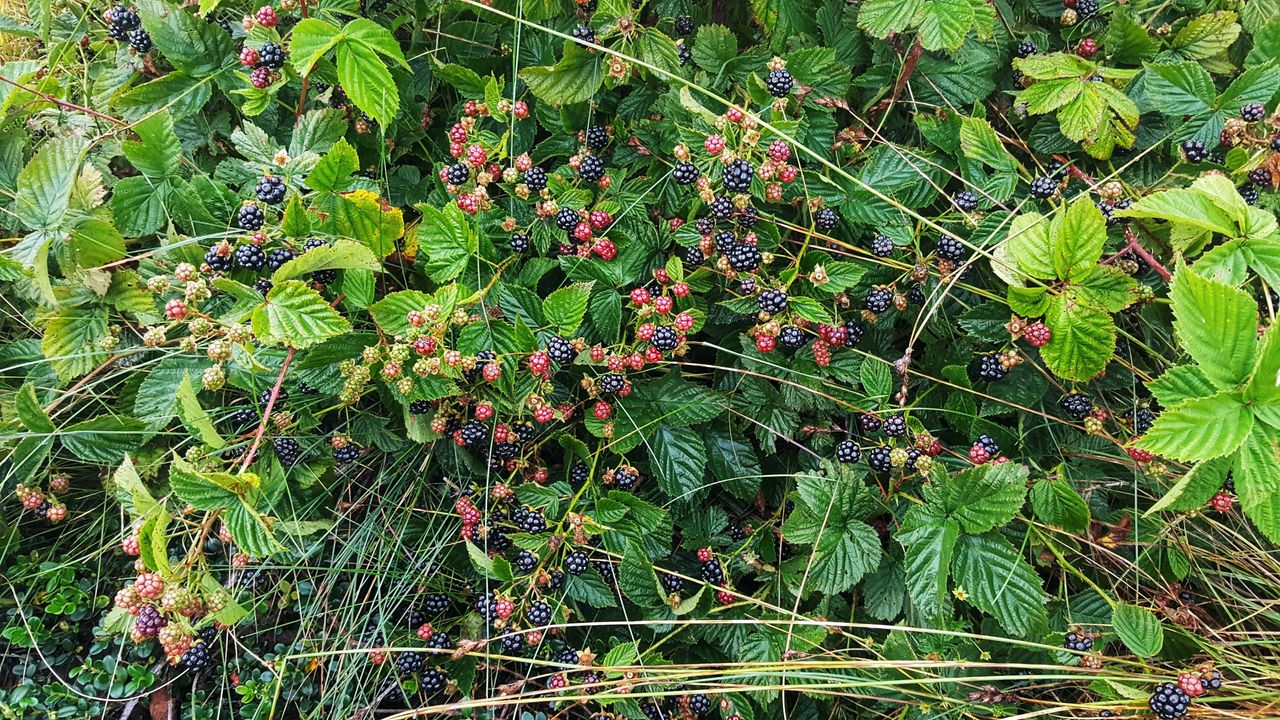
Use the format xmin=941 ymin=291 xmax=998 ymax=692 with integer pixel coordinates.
xmin=697 ymin=547 xmax=713 ymax=562
xmin=594 ymin=401 xmax=612 ymax=419
xmin=239 ymin=47 xmax=260 ymax=66
xmin=589 ymin=210 xmax=611 ymax=229
xmin=674 ymin=312 xmax=695 ymax=331
xmin=637 ymin=323 xmax=656 ymax=341
xmin=590 ymin=346 xmax=606 ymax=362
xmin=630 ymin=287 xmax=652 ymax=306
xmin=474 ymin=403 xmax=494 ymax=420
xmin=756 ymin=334 xmax=776 ymax=352
xmin=725 ymin=107 xmax=744 ymax=123
xmin=466 ymin=144 xmax=486 ymax=167
xmin=653 ymin=268 xmax=671 ymax=284
xmin=673 ymin=282 xmax=690 ymax=297
xmin=765 ymin=184 xmax=783 ymax=202
xmin=1127 ymin=445 xmax=1155 ymax=463
xmin=818 ymin=324 xmax=847 ymax=347
xmin=767 ymin=140 xmax=790 ymax=163
xmin=654 ymin=296 xmax=673 ymax=315
xmin=812 ymin=339 xmax=831 ymax=366
xmin=716 ymin=590 xmax=735 ymax=605
xmin=1210 ymin=491 xmax=1235 ymax=512
xmin=645 ymin=346 xmax=664 ymax=363
xmin=369 ymin=650 xmax=387 ymax=665
xmin=1178 ymin=672 xmax=1205 ymax=698
xmin=456 ymin=194 xmax=479 ymax=214
xmin=483 ymin=362 xmax=502 ymax=382
xmin=627 ymin=354 xmax=644 ymax=370
xmin=704 ymin=135 xmax=725 ymax=155
xmin=534 ymin=406 xmax=555 ymax=423
xmin=592 ymin=238 xmax=617 ymax=260
xmin=413 ymin=337 xmax=436 ymax=356
xmin=495 ymin=597 xmax=514 ymax=618
xmin=528 ymin=350 xmax=551 ymax=377
xmin=463 ymin=99 xmax=478 ymax=116
xmin=407 ymin=310 xmax=426 ymax=327
xmin=135 ymin=572 xmax=165 ymax=599
xmin=416 ymin=623 xmax=434 ymax=640
xmin=513 ymin=100 xmax=529 ymax=118
xmin=620 ymin=380 xmax=633 ymax=396
xmin=926 ymin=439 xmax=943 ymax=456
xmin=250 ymin=65 xmax=273 ymax=88
xmin=573 ymin=222 xmax=593 ymax=241
xmin=255 ymin=6 xmax=277 ymax=27
xmin=549 ymin=673 xmax=567 ymax=689
xmin=779 ymin=165 xmax=798 ymax=183
xmin=532 ymin=467 xmax=549 ymax=483
xmin=449 ymin=124 xmax=468 ymax=143
xmin=969 ymin=444 xmax=992 ymax=465
xmin=1024 ymin=321 xmax=1052 ymax=347
xmin=1077 ymin=38 xmax=1098 ymax=58
xmin=165 ymin=299 xmax=188 ymax=320
xmin=607 ymin=356 xmax=625 ymax=371
xmin=122 ymin=534 xmax=141 ymax=556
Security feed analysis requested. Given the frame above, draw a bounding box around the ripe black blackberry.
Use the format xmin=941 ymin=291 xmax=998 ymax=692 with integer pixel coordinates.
xmin=683 ymin=245 xmax=705 ymax=267
xmin=758 ymin=289 xmax=788 ymax=314
xmin=674 ymin=15 xmax=694 ymax=36
xmin=1148 ymin=682 xmax=1191 ymax=719
xmin=509 ymin=233 xmax=530 ymax=253
xmin=835 ymin=440 xmax=861 ymax=464
xmin=815 ymin=207 xmax=839 ymax=231
xmin=1249 ymin=167 xmax=1272 ymax=186
xmin=571 ymin=24 xmax=595 ymax=44
xmin=178 ymin=642 xmax=213 ymax=672
xmin=689 ymin=693 xmax=711 ymax=716
xmin=493 ymin=442 xmax=519 ymax=460
xmin=1015 ymin=39 xmax=1037 ymax=57
xmin=579 ymin=154 xmax=605 ymax=182
xmin=204 ymin=244 xmax=233 ymax=272
xmin=883 ymin=413 xmax=907 ymax=437
xmin=395 ymin=651 xmax=425 ymax=675
xmin=1202 ymin=670 xmax=1222 ymax=691
xmin=458 ymin=420 xmax=487 ymax=448
xmin=257 ymin=42 xmax=286 ymax=70
xmin=867 ymin=445 xmax=892 ymax=473
xmin=527 ymin=600 xmax=552 ymax=626
xmin=672 ymin=161 xmax=700 ymax=185
xmin=738 ymin=277 xmax=756 ymax=294
xmin=778 ymin=325 xmax=808 ymax=349
xmin=260 ymin=387 xmax=286 ymax=406
xmin=556 ymin=207 xmax=579 ymax=231
xmin=1130 ymin=406 xmax=1155 ymax=434
xmin=420 ymin=667 xmax=447 ymax=694
xmin=514 ymin=549 xmax=538 ymax=573
xmin=651 ymin=326 xmax=679 ymax=350
xmin=1241 ymin=102 xmax=1266 ymax=121
xmin=954 ymin=190 xmax=979 ymax=212
xmin=614 ymin=466 xmax=639 ymax=489
xmin=1030 ymin=175 xmax=1058 ymax=199
xmin=713 ymin=231 xmax=737 ymax=252
xmin=274 ymin=437 xmax=303 ymax=465
xmin=501 ymin=632 xmax=526 ymax=654
xmin=260 ymin=249 xmax=294 ymax=273
xmin=859 ymin=413 xmax=882 ymax=432
xmin=547 ymin=336 xmax=575 ymax=364
xmin=333 ymin=443 xmax=359 ymax=464
xmin=126 ymin=27 xmax=151 ymax=53
xmin=236 ymin=205 xmax=265 ymax=230
xmin=977 ymin=354 xmax=1007 ymax=381
xmin=908 ymin=285 xmax=925 ymax=306
xmin=524 ymin=166 xmax=548 ymax=191
xmin=976 ymin=434 xmax=999 ymax=455
xmin=641 ymin=701 xmax=668 ymax=720
xmin=565 ymin=550 xmax=589 ymax=575
xmin=710 ymin=195 xmax=735 ymax=220
xmin=445 ymin=163 xmax=469 ymax=185
xmin=1061 ymin=393 xmax=1092 ymax=420
xmin=736 ymin=205 xmax=759 ymax=228
xmin=678 ymin=41 xmax=693 ymax=66
xmin=726 ymin=243 xmax=762 ymax=272
xmin=409 ymin=400 xmax=430 ymax=414
xmin=1063 ymin=631 xmax=1092 ymax=652
xmin=700 ymin=559 xmax=725 ymax=584
xmin=585 ymin=125 xmax=609 ymax=150
xmin=844 ymin=320 xmax=865 ymax=346
xmin=765 ymin=68 xmax=793 ymax=97
xmin=421 ymin=593 xmax=449 ymax=616
xmin=229 ymin=408 xmax=257 ymax=429
xmin=106 ymin=6 xmax=140 ymax=40
xmin=513 ymin=506 xmax=547 ymax=534
xmin=599 ymin=373 xmax=625 ymax=394
xmin=234 ymin=244 xmax=266 ymax=271
xmin=722 ymin=159 xmax=754 ymax=193
xmin=1273 ymin=135 xmax=1280 ymax=152
xmin=256 ymin=175 xmax=286 ymax=205
xmin=426 ymin=630 xmax=451 ymax=650
xmin=570 ymin=463 xmax=589 ymax=485
xmin=1182 ymin=139 xmax=1209 ymax=163
xmin=250 ymin=277 xmax=271 ymax=296
xmin=936 ymin=235 xmax=965 ymax=261
xmin=865 ymin=287 xmax=892 ymax=313
xmin=1076 ymin=0 xmax=1098 ymax=17
xmin=1240 ymin=184 xmax=1259 ymax=205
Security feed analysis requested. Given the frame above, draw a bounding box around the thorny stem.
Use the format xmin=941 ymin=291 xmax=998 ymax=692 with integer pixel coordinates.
xmin=1101 ymin=226 xmax=1173 ymax=281
xmin=0 ymin=74 xmax=128 ymax=127
xmin=873 ymin=39 xmax=923 ymax=116
xmin=238 ymin=347 xmax=296 ymax=473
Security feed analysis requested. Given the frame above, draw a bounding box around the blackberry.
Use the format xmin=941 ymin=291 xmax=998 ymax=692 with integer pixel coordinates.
xmin=738 ymin=278 xmax=756 ymax=294
xmin=1273 ymin=135 xmax=1280 ymax=152
xmin=134 ymin=605 xmax=165 ymax=636
xmin=1240 ymin=184 xmax=1259 ymax=205
xmin=585 ymin=125 xmax=609 ymax=150
xmin=1202 ymin=670 xmax=1222 ymax=691
xmin=549 ymin=569 xmax=565 ymax=589
xmin=236 ymin=205 xmax=265 ymax=230
xmin=303 ymin=238 xmax=327 ymax=252
xmin=234 ymin=244 xmax=266 ymax=271
xmin=652 ymin=325 xmax=680 ymax=350
xmin=579 ymin=154 xmax=606 ymax=182
xmin=179 ymin=642 xmax=214 ymax=672
xmin=599 ymin=373 xmax=625 ymax=394
xmin=867 ymin=445 xmax=892 ymax=473
xmin=835 ymin=440 xmax=861 ymax=464
xmin=253 ymin=278 xmax=273 ymax=296
xmin=204 ymin=244 xmax=233 ymax=272
xmin=844 ymin=320 xmax=865 ymax=346
xmin=571 ymin=24 xmax=595 ymax=44
xmin=554 ymin=647 xmax=580 ymax=666
xmin=710 ymin=195 xmax=735 ymax=220
xmin=420 ymin=667 xmax=447 ymax=694
xmin=641 ymin=702 xmax=667 ymax=720
xmin=695 ymin=216 xmax=716 ymax=234
xmin=458 ymin=420 xmax=487 ymax=448
xmin=514 ymin=549 xmax=538 ymax=573
xmin=1076 ymin=0 xmax=1098 ymax=17
xmin=736 ymin=205 xmax=759 ymax=228
xmin=1148 ymin=682 xmax=1191 ymax=719
xmin=1064 ymin=631 xmax=1093 ymax=652
xmin=513 ymin=506 xmax=547 ymax=534
xmin=1016 ymin=40 xmax=1037 ymax=57
xmin=672 ymin=161 xmax=700 ymax=185
xmin=127 ymin=28 xmax=151 ymax=53
xmin=106 ymin=6 xmax=140 ymax=40
xmin=758 ymin=289 xmax=788 ymax=314
xmin=527 ymin=600 xmax=552 ymax=626
xmin=197 ymin=625 xmax=217 ymax=643
xmin=778 ymin=325 xmax=808 ymax=349
xmin=683 ymin=245 xmax=706 ymax=267
xmin=257 ymin=42 xmax=286 ymax=70
xmin=871 ymin=234 xmax=894 ymax=257
xmin=1241 ymin=102 xmax=1266 ymax=122
xmin=936 ymin=235 xmax=964 ymax=261
xmin=260 ymin=387 xmax=286 ymax=406
xmin=510 ymin=233 xmax=530 ymax=253
xmin=954 ymin=190 xmax=979 ymax=211
xmin=1249 ymin=167 xmax=1272 ymax=186
xmin=659 ymin=570 xmax=686 ymax=594
xmin=815 ymin=207 xmax=839 ymax=231
xmin=689 ymin=693 xmax=711 ymax=716
xmin=883 ymin=413 xmax=907 ymax=437
xmin=976 ymin=434 xmax=999 ymax=455
xmin=594 ymin=559 xmax=617 ymax=583
xmin=445 ymin=163 xmax=469 ymax=185
xmin=570 ymin=463 xmax=589 ymax=484
xmin=1060 ymin=393 xmax=1092 ymax=420
xmin=256 ymin=176 xmax=286 ymax=205
xmin=1030 ymin=175 xmax=1058 ymax=199
xmin=674 ymin=15 xmax=694 ymax=35
xmin=547 ymin=336 xmax=575 ymax=364
xmin=865 ymin=287 xmax=892 ymax=313
xmin=556 ymin=207 xmax=580 ymax=231
xmin=426 ymin=631 xmax=451 ymax=650
xmin=493 ymin=442 xmax=520 ymax=460
xmin=274 ymin=437 xmax=303 ymax=465
xmin=908 ymin=285 xmax=926 ymax=306
xmin=264 ymin=248 xmax=294 ymax=271
xmin=725 ymin=243 xmax=761 ymax=272
xmin=977 ymin=354 xmax=1007 ymax=381
xmin=714 ymin=230 xmax=737 ymax=252
xmin=566 ymin=550 xmax=589 ymax=575
xmin=333 ymin=443 xmax=360 ymax=464
xmin=409 ymin=400 xmax=430 ymax=414
xmin=859 ymin=413 xmax=882 ymax=432
xmin=524 ymin=166 xmax=548 ymax=191
xmin=614 ymin=467 xmax=639 ymax=489
xmin=501 ymin=632 xmax=526 ymax=654
xmin=765 ymin=68 xmax=793 ymax=97
xmin=722 ymin=159 xmax=754 ymax=193
xmin=395 ymin=651 xmax=425 ymax=675
xmin=1131 ymin=407 xmax=1156 ymax=434
xmin=678 ymin=41 xmax=692 ymax=66
xmin=229 ymin=408 xmax=257 ymax=429
xmin=1182 ymin=139 xmax=1209 ymax=163
xmin=700 ymin=559 xmax=725 ymax=584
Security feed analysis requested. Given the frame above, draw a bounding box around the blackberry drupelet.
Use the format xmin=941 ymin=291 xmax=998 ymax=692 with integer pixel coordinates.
xmin=524 ymin=166 xmax=548 ymax=191
xmin=556 ymin=207 xmax=580 ymax=231
xmin=672 ymin=162 xmax=700 ymax=185
xmin=977 ymin=354 xmax=1007 ymax=381
xmin=722 ymin=159 xmax=754 ymax=193
xmin=585 ymin=125 xmax=609 ymax=150
xmin=1030 ymin=175 xmax=1058 ymax=199
xmin=778 ymin=325 xmax=808 ymax=349
xmin=766 ymin=68 xmax=793 ymax=97
xmin=257 ymin=42 xmax=285 ymax=69
xmin=936 ymin=235 xmax=965 ymax=261
xmin=726 ymin=243 xmax=762 ymax=272
xmin=954 ymin=191 xmax=979 ymax=211
xmin=547 ymin=336 xmax=575 ymax=364
xmin=566 ymin=551 xmax=589 ymax=575
xmin=234 ymin=244 xmax=266 ymax=271
xmin=1148 ymin=682 xmax=1191 ymax=719
xmin=865 ymin=287 xmax=892 ymax=313
xmin=883 ymin=413 xmax=907 ymax=437
xmin=836 ymin=440 xmax=861 ymax=464
xmin=1061 ymin=393 xmax=1092 ymax=420
xmin=758 ymin=289 xmax=788 ymax=314
xmin=236 ymin=205 xmax=265 ymax=230
xmin=274 ymin=437 xmax=303 ymax=466
xmin=579 ymin=154 xmax=605 ymax=182
xmin=815 ymin=207 xmax=839 ymax=231
xmin=867 ymin=445 xmax=892 ymax=473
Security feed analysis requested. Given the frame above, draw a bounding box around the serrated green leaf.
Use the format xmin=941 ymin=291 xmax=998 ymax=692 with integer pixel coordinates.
xmin=175 ymin=373 xmax=226 ymax=449
xmin=1144 ymin=63 xmax=1216 ymax=115
xmin=305 ymin=137 xmax=359 ymax=193
xmin=1030 ymin=477 xmax=1090 ymax=532
xmin=543 ymin=284 xmax=591 ymax=335
xmin=252 ymin=280 xmax=350 ymax=349
xmin=1169 ymin=264 xmax=1257 ymax=389
xmin=1040 ymin=294 xmax=1116 ymax=382
xmin=1137 ymin=391 xmax=1252 ymax=461
xmin=169 ymin=456 xmax=238 ymax=510
xmin=1149 ymin=364 xmax=1218 ymax=408
xmin=369 ymin=290 xmax=432 ymax=337
xmin=415 ymin=203 xmax=476 ymax=282
xmin=1112 ymin=603 xmax=1164 ymax=657
xmin=61 ymin=415 xmax=147 ymax=464
xmin=619 ymin=541 xmax=665 ymax=607
xmin=959 ymin=116 xmax=1016 ymax=173
xmin=272 ymin=238 xmax=380 ymax=283
xmin=15 ymin=137 xmax=84 ymax=231
xmin=1147 ymin=455 xmax=1231 ymax=514
xmin=649 ymin=425 xmax=707 ymax=501
xmin=337 ymin=40 xmax=399 ymax=128
xmin=899 ymin=506 xmax=958 ymax=620
xmin=520 ymin=45 xmax=603 ymax=106
xmin=857 ymin=0 xmax=924 ymax=38
xmin=224 ymin=500 xmax=284 ymax=557
xmin=1245 ymin=325 xmax=1280 ymax=404
xmin=1051 ymin=197 xmax=1107 ymax=279
xmin=1233 ymin=429 xmax=1280 ymax=543
xmin=953 ymin=533 xmax=1048 ymax=638
xmin=943 ymin=462 xmax=1029 ymax=534
xmin=15 ymin=382 xmax=52 ymax=434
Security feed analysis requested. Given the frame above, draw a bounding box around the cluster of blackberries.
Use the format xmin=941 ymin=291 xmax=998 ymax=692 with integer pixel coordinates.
xmin=674 ymin=15 xmax=694 ymax=36
xmin=571 ymin=24 xmax=595 ymax=44
xmin=106 ymin=6 xmax=140 ymax=39
xmin=778 ymin=325 xmax=808 ymax=349
xmin=234 ymin=244 xmax=267 ymax=271
xmin=274 ymin=437 xmax=303 ymax=465
xmin=700 ymin=559 xmax=725 ymax=584
xmin=614 ymin=467 xmax=639 ymax=489
xmin=512 ymin=506 xmax=547 ymax=534
xmin=1063 ymin=630 xmax=1093 ymax=652
xmin=1148 ymin=683 xmax=1192 ymax=719
xmin=445 ymin=163 xmax=469 ymax=185
xmin=722 ymin=159 xmax=754 ymax=193
xmin=510 ymin=233 xmax=530 ymax=253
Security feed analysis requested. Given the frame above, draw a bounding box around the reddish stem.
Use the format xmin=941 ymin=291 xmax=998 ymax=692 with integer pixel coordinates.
xmin=238 ymin=347 xmax=296 ymax=473
xmin=1101 ymin=226 xmax=1171 ymax=282
xmin=0 ymin=74 xmax=127 ymax=127
xmin=871 ymin=39 xmax=923 ymax=116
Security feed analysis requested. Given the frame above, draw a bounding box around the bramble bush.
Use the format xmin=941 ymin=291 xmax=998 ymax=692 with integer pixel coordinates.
xmin=2 ymin=0 xmax=1280 ymax=717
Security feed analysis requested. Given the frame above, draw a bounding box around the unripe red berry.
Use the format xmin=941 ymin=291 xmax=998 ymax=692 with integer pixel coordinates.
xmin=594 ymin=401 xmax=611 ymax=419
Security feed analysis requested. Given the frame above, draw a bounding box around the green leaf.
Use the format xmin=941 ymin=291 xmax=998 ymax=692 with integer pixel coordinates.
xmin=953 ymin=533 xmax=1049 ymax=638
xmin=857 ymin=0 xmax=923 ymax=38
xmin=1150 ymin=365 xmax=1218 ymax=408
xmin=224 ymin=500 xmax=284 ymax=557
xmin=543 ymin=284 xmax=592 ymax=335
xmin=328 ymin=192 xmax=404 ymax=258
xmin=112 ymin=455 xmax=158 ymax=518
xmin=433 ymin=62 xmax=487 ymax=96
xmin=1143 ymin=63 xmax=1216 ymax=115
xmin=137 ymin=0 xmax=233 ymax=77
xmin=122 ymin=111 xmax=181 ymax=180
xmin=691 ymin=24 xmax=739 ymax=72
xmin=169 ymin=456 xmax=238 ymax=510
xmin=915 ymin=0 xmax=974 ymax=52
xmin=337 ymin=40 xmax=399 ymax=127
xmin=369 ymin=290 xmax=432 ymax=337
xmin=898 ymin=506 xmax=958 ymax=620
xmin=1006 ymin=211 xmax=1055 ymax=281
xmin=14 ymin=137 xmax=84 ymax=231
xmin=1137 ymin=391 xmax=1252 ymax=461
xmin=1245 ymin=325 xmax=1280 ymax=404
xmin=175 ymin=373 xmax=226 ymax=449
xmin=1170 ymin=11 xmax=1241 ymax=62
xmin=861 ymin=359 xmax=892 ymax=402
xmin=520 ymin=45 xmax=603 ymax=106
xmin=1147 ymin=455 xmax=1231 ymax=514
xmin=15 ymin=382 xmax=52 ymax=434
xmin=272 ymin=238 xmax=381 ymax=284
xmin=943 ymin=462 xmax=1029 ymax=534
xmin=41 ymin=307 xmax=107 ymax=382
xmin=61 ymin=415 xmax=147 ymax=463
xmin=619 ymin=541 xmax=665 ymax=607
xmin=1050 ymin=197 xmax=1107 ymax=280
xmin=649 ymin=425 xmax=707 ymax=501
xmin=252 ymin=280 xmax=350 ymax=349
xmin=1169 ymin=264 xmax=1257 ymax=389
xmin=1112 ymin=603 xmax=1164 ymax=657
xmin=1030 ymin=477 xmax=1090 ymax=532
xmin=1218 ymin=60 xmax=1280 ymax=109
xmin=1117 ymin=183 xmax=1241 ymax=237
xmin=1233 ymin=429 xmax=1280 ymax=543
xmin=959 ymin=116 xmax=1016 ymax=173
xmin=280 ymin=195 xmax=312 ymax=238
xmin=1105 ymin=12 xmax=1159 ymax=63
xmin=305 ymin=137 xmax=359 ymax=193
xmin=1040 ymin=294 xmax=1116 ymax=382
xmin=415 ymin=204 xmax=476 ymax=282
